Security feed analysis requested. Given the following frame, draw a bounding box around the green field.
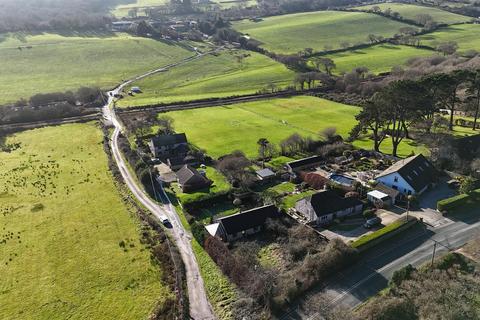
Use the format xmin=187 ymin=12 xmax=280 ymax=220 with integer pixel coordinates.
xmin=117 ymin=49 xmax=294 ymax=107
xmin=112 ymin=0 xmax=169 ymax=17
xmin=418 ymin=24 xmax=480 ymax=53
xmin=232 ymin=11 xmax=415 ymax=54
xmin=354 ymin=3 xmax=471 ymax=24
xmin=321 ymin=44 xmax=437 ymax=74
xmin=0 ymin=123 xmax=171 ymax=319
xmin=162 ymin=96 xmax=425 ymax=158
xmin=0 ymin=33 xmax=192 ymax=105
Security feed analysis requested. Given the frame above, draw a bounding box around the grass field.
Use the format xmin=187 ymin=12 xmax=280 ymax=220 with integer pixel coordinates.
xmin=321 ymin=44 xmax=437 ymax=74
xmin=0 ymin=32 xmax=192 ymax=105
xmin=0 ymin=123 xmax=171 ymax=319
xmin=353 ymin=3 xmax=471 ymax=24
xmin=418 ymin=24 xmax=480 ymax=53
xmin=117 ymin=49 xmax=295 ymax=107
xmin=112 ymin=0 xmax=169 ymax=17
xmin=162 ymin=96 xmax=426 ymax=159
xmin=232 ymin=11 xmax=415 ymax=54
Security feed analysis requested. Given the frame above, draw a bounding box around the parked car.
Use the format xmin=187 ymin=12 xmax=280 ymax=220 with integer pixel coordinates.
xmin=364 ymin=217 xmax=381 ymax=229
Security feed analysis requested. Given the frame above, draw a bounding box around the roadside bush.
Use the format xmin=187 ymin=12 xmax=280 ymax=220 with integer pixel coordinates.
xmin=389 ymin=264 xmax=415 ymax=287
xmin=351 ymin=218 xmax=416 ymax=249
xmin=437 ymin=189 xmax=480 ymax=212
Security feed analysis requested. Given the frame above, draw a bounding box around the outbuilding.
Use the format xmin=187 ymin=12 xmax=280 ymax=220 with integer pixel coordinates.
xmin=367 ymin=190 xmax=392 ymax=208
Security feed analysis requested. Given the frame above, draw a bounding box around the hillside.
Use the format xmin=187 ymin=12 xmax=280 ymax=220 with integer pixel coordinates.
xmin=354 ymin=3 xmax=471 ymax=24
xmin=0 ymin=33 xmax=192 ymax=105
xmin=233 ymin=11 xmax=416 ymax=54
xmin=117 ymin=49 xmax=295 ymax=107
xmin=0 ymin=123 xmax=172 ymax=319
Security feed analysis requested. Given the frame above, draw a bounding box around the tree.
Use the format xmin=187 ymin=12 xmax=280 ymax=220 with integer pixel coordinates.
xmin=415 ymin=13 xmax=433 ymax=26
xmin=349 ymin=96 xmax=388 ymax=152
xmin=157 ymin=115 xmax=175 ymax=134
xmin=379 ymin=80 xmax=432 ymax=156
xmin=315 ymin=57 xmax=336 ymax=75
xmin=466 ymin=70 xmax=480 ymax=130
xmin=257 ymin=138 xmax=276 ymax=167
xmin=367 ymin=34 xmax=378 ymax=44
xmin=428 ymin=70 xmax=469 ymax=130
xmin=459 ymin=176 xmax=476 ymax=194
xmin=340 ymin=41 xmax=350 ymax=49
xmin=437 ymin=41 xmax=458 ymax=56
xmin=320 ymin=127 xmax=337 ymax=142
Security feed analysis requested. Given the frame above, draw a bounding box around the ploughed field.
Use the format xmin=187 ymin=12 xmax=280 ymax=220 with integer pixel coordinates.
xmin=353 ymin=3 xmax=471 ymax=24
xmin=161 ymin=96 xmax=425 ymax=158
xmin=117 ymin=49 xmax=295 ymax=107
xmin=0 ymin=32 xmax=192 ymax=105
xmin=0 ymin=123 xmax=172 ymax=319
xmin=232 ymin=11 xmax=416 ymax=54
xmin=320 ymin=44 xmax=437 ymax=74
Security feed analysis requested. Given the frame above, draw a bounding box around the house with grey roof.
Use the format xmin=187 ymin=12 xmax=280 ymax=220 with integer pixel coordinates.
xmin=205 ymin=205 xmax=280 ymax=242
xmin=375 ymin=154 xmax=437 ymax=196
xmin=295 ymin=190 xmax=363 ymax=225
xmin=149 ymin=133 xmax=188 ymax=159
xmin=177 ymin=165 xmax=212 ymax=192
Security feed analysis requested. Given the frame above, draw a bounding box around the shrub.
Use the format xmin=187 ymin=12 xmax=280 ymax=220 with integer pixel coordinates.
xmin=363 ymin=209 xmax=375 ymax=219
xmin=389 ymin=264 xmax=415 ymax=287
xmin=437 ymin=189 xmax=480 ymax=212
xmin=351 ymin=218 xmax=415 ymax=249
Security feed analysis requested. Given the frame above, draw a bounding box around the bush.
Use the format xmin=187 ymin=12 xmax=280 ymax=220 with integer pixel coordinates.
xmin=363 ymin=209 xmax=375 ymax=219
xmin=437 ymin=189 xmax=480 ymax=212
xmin=389 ymin=264 xmax=415 ymax=287
xmin=351 ymin=218 xmax=415 ymax=249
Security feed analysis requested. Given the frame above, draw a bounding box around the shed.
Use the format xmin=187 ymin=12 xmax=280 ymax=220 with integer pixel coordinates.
xmin=256 ymin=168 xmax=275 ymax=181
xmin=367 ymin=190 xmax=392 ymax=208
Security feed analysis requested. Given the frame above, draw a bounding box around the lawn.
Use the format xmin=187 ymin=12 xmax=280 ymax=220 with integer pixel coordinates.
xmin=353 ymin=3 xmax=471 ymax=24
xmin=162 ymin=96 xmax=427 ymax=159
xmin=117 ymin=49 xmax=295 ymax=107
xmin=172 ymin=166 xmax=231 ymax=204
xmin=418 ymin=24 xmax=480 ymax=53
xmin=321 ymin=44 xmax=437 ymax=74
xmin=232 ymin=11 xmax=415 ymax=54
xmin=0 ymin=123 xmax=171 ymax=319
xmin=0 ymin=32 xmax=192 ymax=105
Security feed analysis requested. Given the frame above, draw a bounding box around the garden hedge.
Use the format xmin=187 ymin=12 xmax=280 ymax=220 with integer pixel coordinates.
xmin=437 ymin=189 xmax=480 ymax=212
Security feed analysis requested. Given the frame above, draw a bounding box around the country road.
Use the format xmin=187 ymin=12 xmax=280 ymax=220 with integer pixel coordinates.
xmin=280 ymin=209 xmax=480 ymax=319
xmin=103 ymin=50 xmax=216 ymax=320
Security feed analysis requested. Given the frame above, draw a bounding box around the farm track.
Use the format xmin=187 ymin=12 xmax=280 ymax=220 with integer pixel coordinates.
xmin=104 ymin=48 xmax=217 ymax=320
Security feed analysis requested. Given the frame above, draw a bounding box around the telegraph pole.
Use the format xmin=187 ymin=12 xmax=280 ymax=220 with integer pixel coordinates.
xmin=431 ymin=241 xmax=437 ymax=267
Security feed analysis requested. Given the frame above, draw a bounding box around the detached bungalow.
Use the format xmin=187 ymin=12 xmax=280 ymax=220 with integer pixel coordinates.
xmin=295 ymin=190 xmax=363 ymax=225
xmin=205 ymin=205 xmax=280 ymax=242
xmin=375 ymin=154 xmax=437 ymax=196
xmin=177 ymin=165 xmax=211 ymax=192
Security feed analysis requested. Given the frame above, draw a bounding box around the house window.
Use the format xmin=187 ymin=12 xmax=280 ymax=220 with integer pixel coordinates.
xmin=394 ymin=176 xmax=398 ymax=183
xmin=413 ymin=170 xmax=419 ymax=176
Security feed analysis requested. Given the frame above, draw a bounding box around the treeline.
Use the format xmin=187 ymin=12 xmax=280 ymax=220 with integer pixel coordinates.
xmin=0 ymin=0 xmax=129 ymax=32
xmin=350 ymin=68 xmax=480 ymax=157
xmin=0 ymin=87 xmax=104 ymax=125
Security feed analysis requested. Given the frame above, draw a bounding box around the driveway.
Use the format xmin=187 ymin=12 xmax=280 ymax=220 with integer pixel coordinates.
xmin=410 ymin=178 xmax=456 ymax=227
